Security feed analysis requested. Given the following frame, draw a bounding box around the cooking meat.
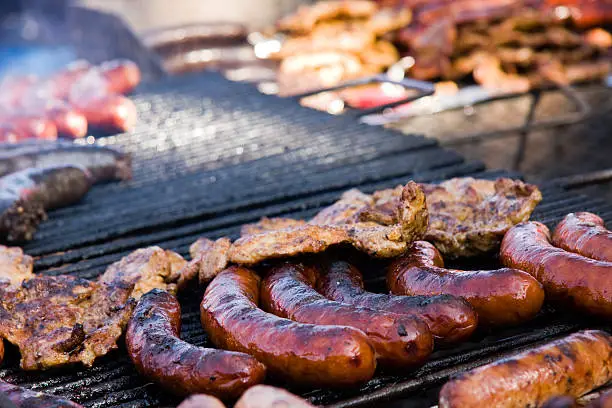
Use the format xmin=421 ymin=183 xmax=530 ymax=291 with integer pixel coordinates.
xmin=126 ymin=289 xmax=266 ymax=398
xmin=71 ymin=94 xmax=138 ymax=134
xmin=235 ymin=385 xmax=316 ymax=408
xmin=240 ymin=217 xmax=307 ymax=236
xmin=179 ymin=237 xmax=232 ymax=287
xmin=261 ymin=262 xmax=433 ymax=368
xmin=99 ymin=59 xmax=142 ymax=95
xmin=0 ymin=117 xmax=58 ymax=141
xmin=0 ymin=274 xmax=135 ymax=370
xmin=0 ymin=142 xmax=132 ymax=182
xmin=552 ymin=212 xmax=612 ymax=262
xmin=438 ymin=330 xmax=612 ymax=408
xmin=0 ymin=380 xmax=83 ymax=407
xmin=201 ymin=266 xmax=377 ymax=387
xmin=177 ymin=395 xmax=226 ymax=408
xmin=99 ymin=246 xmax=187 ymax=300
xmin=278 ymin=0 xmax=379 ymax=33
xmin=388 ymin=241 xmax=545 ymax=326
xmin=0 ymin=166 xmax=92 ymax=242
xmin=0 ymin=245 xmax=33 ymax=287
xmin=317 ymin=259 xmax=478 ymax=343
xmin=419 ymin=177 xmax=542 ymax=258
xmin=501 ymin=221 xmax=612 ymax=318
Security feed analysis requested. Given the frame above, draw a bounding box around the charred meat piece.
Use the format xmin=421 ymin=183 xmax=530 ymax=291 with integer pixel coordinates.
xmin=99 ymin=246 xmax=187 ymax=300
xmin=261 ymin=261 xmax=433 ymax=368
xmin=317 ymin=259 xmax=478 ymax=343
xmin=553 ymin=212 xmax=612 ymax=262
xmin=0 ymin=245 xmax=33 ymax=288
xmin=420 ymin=177 xmax=542 ymax=258
xmin=0 ymin=166 xmax=92 ymax=242
xmin=388 ymin=241 xmax=545 ymax=326
xmin=0 ymin=380 xmax=83 ymax=407
xmin=438 ymin=330 xmax=612 ymax=408
xmin=179 ymin=237 xmax=232 ymax=287
xmin=127 ymin=289 xmax=265 ymax=398
xmin=201 ymin=266 xmax=377 ymax=387
xmin=0 ymin=274 xmax=135 ymax=370
xmin=240 ymin=217 xmax=307 ymax=237
xmin=0 ymin=142 xmax=132 ymax=183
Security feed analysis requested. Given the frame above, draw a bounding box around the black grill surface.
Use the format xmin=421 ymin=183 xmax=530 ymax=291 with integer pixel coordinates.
xmin=4 ymin=72 xmax=611 ymax=407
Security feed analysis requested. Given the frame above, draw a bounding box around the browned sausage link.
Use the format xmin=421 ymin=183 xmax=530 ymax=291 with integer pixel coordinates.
xmin=99 ymin=59 xmax=142 ymax=95
xmin=201 ymin=266 xmax=376 ymax=388
xmin=553 ymin=212 xmax=612 ymax=262
xmin=4 ymin=117 xmax=58 ymax=141
xmin=585 ymin=390 xmax=612 ymax=408
xmin=388 ymin=241 xmax=545 ymax=326
xmin=439 ymin=330 xmax=612 ymax=408
xmin=261 ymin=262 xmax=433 ymax=369
xmin=501 ymin=221 xmax=612 ymax=318
xmin=73 ymin=95 xmax=137 ymax=134
xmin=0 ymin=379 xmax=83 ymax=407
xmin=126 ymin=289 xmax=266 ymax=399
xmin=43 ymin=103 xmax=88 ymax=139
xmin=317 ymin=260 xmax=478 ymax=343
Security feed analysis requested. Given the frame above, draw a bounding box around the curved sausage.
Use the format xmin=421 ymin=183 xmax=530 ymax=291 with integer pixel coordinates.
xmin=41 ymin=103 xmax=88 ymax=139
xmin=261 ymin=262 xmax=433 ymax=369
xmin=317 ymin=260 xmax=478 ymax=343
xmin=439 ymin=330 xmax=612 ymax=408
xmin=126 ymin=289 xmax=265 ymax=399
xmin=201 ymin=266 xmax=377 ymax=388
xmin=501 ymin=221 xmax=612 ymax=318
xmin=0 ymin=379 xmax=83 ymax=407
xmin=553 ymin=212 xmax=612 ymax=262
xmin=99 ymin=59 xmax=141 ymax=95
xmin=73 ymin=95 xmax=137 ymax=134
xmin=0 ymin=166 xmax=92 ymax=242
xmin=0 ymin=143 xmax=132 ymax=183
xmin=388 ymin=241 xmax=545 ymax=326
xmin=235 ymin=385 xmax=316 ymax=408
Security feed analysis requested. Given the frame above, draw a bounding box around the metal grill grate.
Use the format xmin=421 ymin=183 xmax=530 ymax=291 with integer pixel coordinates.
xmin=3 ymin=72 xmax=610 ymax=407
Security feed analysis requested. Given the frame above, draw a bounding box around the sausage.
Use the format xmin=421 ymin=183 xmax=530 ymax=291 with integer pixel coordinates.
xmin=0 ymin=166 xmax=92 ymax=242
xmin=0 ymin=125 xmax=24 ymax=143
xmin=24 ymin=101 xmax=88 ymax=139
xmin=0 ymin=379 xmax=83 ymax=407
xmin=1 ymin=117 xmax=58 ymax=141
xmin=261 ymin=262 xmax=433 ymax=369
xmin=439 ymin=330 xmax=612 ymax=408
xmin=317 ymin=260 xmax=478 ymax=343
xmin=388 ymin=241 xmax=545 ymax=326
xmin=44 ymin=60 xmax=93 ymax=100
xmin=552 ymin=212 xmax=612 ymax=262
xmin=126 ymin=289 xmax=265 ymax=399
xmin=501 ymin=221 xmax=612 ymax=318
xmin=99 ymin=59 xmax=141 ymax=95
xmin=177 ymin=395 xmax=226 ymax=408
xmin=235 ymin=385 xmax=316 ymax=408
xmin=201 ymin=266 xmax=377 ymax=388
xmin=541 ymin=396 xmax=578 ymax=408
xmin=72 ymin=95 xmax=137 ymax=134
xmin=0 ymin=143 xmax=132 ymax=183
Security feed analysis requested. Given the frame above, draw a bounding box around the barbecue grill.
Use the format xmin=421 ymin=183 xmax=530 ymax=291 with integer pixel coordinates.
xmin=0 ymin=70 xmax=609 ymax=407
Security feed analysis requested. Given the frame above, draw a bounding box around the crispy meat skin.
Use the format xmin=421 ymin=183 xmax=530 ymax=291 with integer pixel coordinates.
xmin=388 ymin=241 xmax=545 ymax=326
xmin=99 ymin=246 xmax=186 ymax=300
xmin=126 ymin=289 xmax=265 ymax=399
xmin=552 ymin=212 xmax=612 ymax=262
xmin=0 ymin=245 xmax=33 ymax=287
xmin=261 ymin=262 xmax=433 ymax=368
xmin=439 ymin=330 xmax=612 ymax=408
xmin=240 ymin=217 xmax=307 ymax=236
xmin=179 ymin=237 xmax=232 ymax=287
xmin=317 ymin=260 xmax=478 ymax=343
xmin=235 ymin=385 xmax=316 ymax=408
xmin=0 ymin=380 xmax=83 ymax=407
xmin=0 ymin=275 xmax=135 ymax=370
xmin=501 ymin=221 xmax=612 ymax=318
xmin=201 ymin=266 xmax=376 ymax=387
xmin=420 ymin=177 xmax=542 ymax=258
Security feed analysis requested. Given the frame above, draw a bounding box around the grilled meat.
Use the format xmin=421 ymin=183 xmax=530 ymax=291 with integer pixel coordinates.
xmin=388 ymin=241 xmax=545 ymax=326
xmin=553 ymin=212 xmax=612 ymax=262
xmin=240 ymin=217 xmax=306 ymax=236
xmin=179 ymin=237 xmax=233 ymax=287
xmin=438 ymin=330 xmax=612 ymax=408
xmin=235 ymin=385 xmax=317 ymax=408
xmin=177 ymin=395 xmax=226 ymax=408
xmin=0 ymin=245 xmax=33 ymax=288
xmin=0 ymin=274 xmax=135 ymax=370
xmin=0 ymin=380 xmax=83 ymax=407
xmin=0 ymin=166 xmax=92 ymax=242
xmin=99 ymin=246 xmax=187 ymax=300
xmin=126 ymin=289 xmax=266 ymax=398
xmin=278 ymin=0 xmax=379 ymax=34
xmin=420 ymin=177 xmax=542 ymax=258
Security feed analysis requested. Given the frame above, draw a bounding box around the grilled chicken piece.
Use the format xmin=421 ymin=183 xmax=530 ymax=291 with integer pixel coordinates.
xmin=99 ymin=246 xmax=186 ymax=300
xmin=0 ymin=245 xmax=33 ymax=287
xmin=278 ymin=0 xmax=378 ymax=34
xmin=179 ymin=237 xmax=232 ymax=286
xmin=0 ymin=275 xmax=135 ymax=370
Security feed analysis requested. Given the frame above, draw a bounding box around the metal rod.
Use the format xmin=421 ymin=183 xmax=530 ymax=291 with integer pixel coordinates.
xmin=513 ymin=90 xmax=541 ymax=170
